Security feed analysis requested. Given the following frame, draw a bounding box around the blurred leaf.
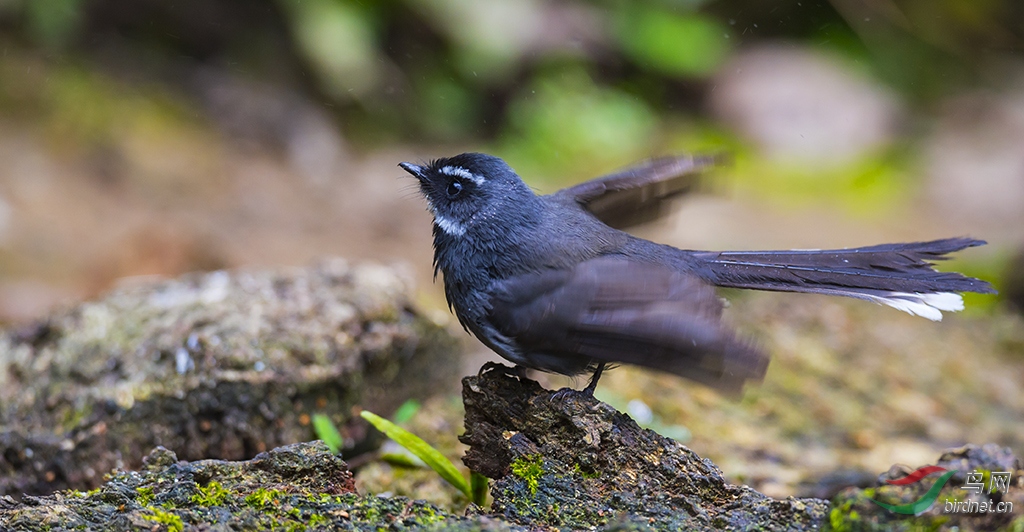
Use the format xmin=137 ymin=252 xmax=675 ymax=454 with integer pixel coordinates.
xmin=616 ymin=6 xmax=730 ymax=78
xmin=498 ymin=67 xmax=657 ymax=184
xmin=663 ymin=119 xmax=745 ymax=155
xmin=46 ymin=68 xmax=119 ymax=144
xmin=415 ymin=75 xmax=480 ymax=140
xmin=360 ymin=410 xmax=471 ymax=498
xmin=391 ymin=399 xmax=421 ymax=425
xmin=409 ymin=0 xmax=540 ymax=81
xmin=277 ymin=0 xmax=380 ymax=98
xmin=728 ymin=151 xmax=911 ymax=218
xmin=23 ymin=0 xmax=85 ymax=49
xmin=39 ymin=66 xmax=201 ymax=155
xmin=311 ymin=414 xmax=344 ymax=454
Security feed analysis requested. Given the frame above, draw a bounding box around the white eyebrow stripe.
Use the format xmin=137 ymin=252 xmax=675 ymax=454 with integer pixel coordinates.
xmin=439 ymin=165 xmax=485 ymax=185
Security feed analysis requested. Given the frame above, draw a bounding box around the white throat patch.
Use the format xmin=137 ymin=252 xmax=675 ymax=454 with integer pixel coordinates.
xmin=434 ymin=215 xmax=467 ymax=237
xmin=427 ymin=203 xmax=467 ymax=237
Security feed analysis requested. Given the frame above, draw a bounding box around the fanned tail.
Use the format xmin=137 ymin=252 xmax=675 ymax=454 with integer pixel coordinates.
xmin=693 ymin=238 xmax=996 ymax=321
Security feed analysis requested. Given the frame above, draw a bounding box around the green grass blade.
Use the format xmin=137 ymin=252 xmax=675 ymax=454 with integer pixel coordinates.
xmin=311 ymin=414 xmax=344 ymax=454
xmin=381 ymin=450 xmax=426 ymax=468
xmin=360 ymin=410 xmax=471 ymax=498
xmin=470 ymin=471 xmax=489 ymax=506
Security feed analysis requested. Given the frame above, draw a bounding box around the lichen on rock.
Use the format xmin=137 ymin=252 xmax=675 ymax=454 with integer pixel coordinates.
xmin=460 ymin=362 xmax=830 ymax=530
xmin=0 ymin=259 xmax=462 ymax=497
xmin=0 ymin=441 xmax=488 ymax=531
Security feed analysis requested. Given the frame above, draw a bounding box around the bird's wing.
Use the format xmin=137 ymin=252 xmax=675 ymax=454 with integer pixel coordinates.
xmin=487 ymin=256 xmax=768 ymax=394
xmin=555 ymin=155 xmax=719 ymax=229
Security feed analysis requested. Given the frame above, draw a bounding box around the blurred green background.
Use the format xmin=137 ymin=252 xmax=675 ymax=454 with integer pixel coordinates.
xmin=0 ymin=0 xmax=1022 ymax=503
xmin=0 ymin=0 xmax=1021 ymax=314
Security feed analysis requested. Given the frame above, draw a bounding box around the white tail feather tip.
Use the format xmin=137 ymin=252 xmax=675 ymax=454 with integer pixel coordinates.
xmin=875 ymin=292 xmax=964 ymax=321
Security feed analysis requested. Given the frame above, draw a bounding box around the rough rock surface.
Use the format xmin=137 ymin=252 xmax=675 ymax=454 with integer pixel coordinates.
xmin=0 ymin=441 xmax=503 ymax=531
xmin=460 ymin=363 xmax=830 ymax=530
xmin=3 ymin=363 xmax=1019 ymax=531
xmin=0 ymin=259 xmax=462 ymax=497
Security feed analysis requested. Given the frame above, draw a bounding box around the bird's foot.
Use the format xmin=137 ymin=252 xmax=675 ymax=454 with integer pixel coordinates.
xmin=550 ymin=386 xmax=591 ymax=403
xmin=549 ymin=362 xmax=605 ymax=402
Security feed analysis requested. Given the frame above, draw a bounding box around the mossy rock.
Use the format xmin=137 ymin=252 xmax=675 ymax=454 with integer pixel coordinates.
xmin=0 ymin=259 xmax=462 ymax=497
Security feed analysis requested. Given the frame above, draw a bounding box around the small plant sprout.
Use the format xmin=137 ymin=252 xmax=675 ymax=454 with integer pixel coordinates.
xmin=312 ymin=413 xmax=344 ymax=454
xmin=360 ymin=409 xmax=487 ymax=506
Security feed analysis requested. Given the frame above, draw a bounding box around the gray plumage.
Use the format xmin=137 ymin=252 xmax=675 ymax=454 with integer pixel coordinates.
xmin=400 ymin=153 xmax=995 ymax=394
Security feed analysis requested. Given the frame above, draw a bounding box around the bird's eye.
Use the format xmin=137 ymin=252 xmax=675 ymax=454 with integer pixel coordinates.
xmin=446 ymin=180 xmax=463 ymax=197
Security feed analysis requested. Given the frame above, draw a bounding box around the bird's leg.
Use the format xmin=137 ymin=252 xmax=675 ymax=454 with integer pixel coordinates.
xmin=583 ymin=362 xmax=606 ymax=396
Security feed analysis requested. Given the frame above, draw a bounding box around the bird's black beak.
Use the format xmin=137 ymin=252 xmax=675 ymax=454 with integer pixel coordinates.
xmin=399 ymin=162 xmax=426 ymax=180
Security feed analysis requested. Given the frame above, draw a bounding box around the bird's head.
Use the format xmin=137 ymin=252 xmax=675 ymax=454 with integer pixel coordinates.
xmin=399 ymin=152 xmax=534 ymax=238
